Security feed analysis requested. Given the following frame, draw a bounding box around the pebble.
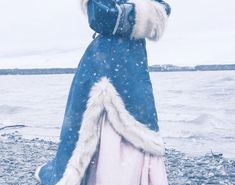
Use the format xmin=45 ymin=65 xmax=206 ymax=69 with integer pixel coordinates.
xmin=1 ymin=133 xmax=235 ymax=185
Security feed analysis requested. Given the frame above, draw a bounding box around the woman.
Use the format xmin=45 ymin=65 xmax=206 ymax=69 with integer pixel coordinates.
xmin=35 ymin=0 xmax=171 ymax=184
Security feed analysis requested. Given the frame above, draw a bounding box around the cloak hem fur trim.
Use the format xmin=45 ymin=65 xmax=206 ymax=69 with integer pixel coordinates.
xmin=34 ymin=164 xmax=44 ymax=183
xmin=55 ymin=77 xmax=165 ymax=185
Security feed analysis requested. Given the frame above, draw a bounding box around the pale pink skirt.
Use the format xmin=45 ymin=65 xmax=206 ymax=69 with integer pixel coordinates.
xmin=83 ymin=115 xmax=168 ymax=185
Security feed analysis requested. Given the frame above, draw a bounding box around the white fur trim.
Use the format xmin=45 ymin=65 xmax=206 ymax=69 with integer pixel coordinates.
xmin=80 ymin=0 xmax=89 ymax=14
xmin=128 ymin=0 xmax=168 ymax=40
xmin=34 ymin=164 xmax=44 ymax=183
xmin=80 ymin=0 xmax=168 ymax=40
xmin=56 ymin=77 xmax=165 ymax=185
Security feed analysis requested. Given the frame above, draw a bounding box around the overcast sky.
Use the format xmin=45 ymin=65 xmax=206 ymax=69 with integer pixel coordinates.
xmin=0 ymin=0 xmax=234 ymax=68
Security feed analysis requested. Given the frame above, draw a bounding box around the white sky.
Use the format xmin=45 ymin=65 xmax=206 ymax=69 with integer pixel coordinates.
xmin=0 ymin=0 xmax=234 ymax=68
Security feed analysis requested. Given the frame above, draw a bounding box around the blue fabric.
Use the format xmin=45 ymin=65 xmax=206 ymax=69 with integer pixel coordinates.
xmin=115 ymin=3 xmax=135 ymax=35
xmin=88 ymin=0 xmax=118 ymax=35
xmin=38 ymin=0 xmax=171 ymax=184
xmin=157 ymin=0 xmax=171 ymax=16
xmin=88 ymin=0 xmax=135 ymax=37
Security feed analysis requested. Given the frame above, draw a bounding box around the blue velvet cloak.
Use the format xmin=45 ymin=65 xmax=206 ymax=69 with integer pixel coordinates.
xmin=35 ymin=0 xmax=171 ymax=184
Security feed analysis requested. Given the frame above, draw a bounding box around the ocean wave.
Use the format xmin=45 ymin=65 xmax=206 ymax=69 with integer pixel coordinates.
xmin=0 ymin=124 xmax=27 ymax=131
xmin=218 ymin=76 xmax=234 ymax=82
xmin=164 ymin=134 xmax=235 ymax=141
xmin=164 ymin=133 xmax=205 ymax=139
xmin=224 ymin=108 xmax=235 ymax=114
xmin=161 ymin=113 xmax=225 ymax=126
xmin=189 ymin=113 xmax=227 ymax=126
xmin=0 ymin=104 xmax=27 ymax=114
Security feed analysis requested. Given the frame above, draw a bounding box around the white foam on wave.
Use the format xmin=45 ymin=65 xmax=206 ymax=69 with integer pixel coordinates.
xmin=0 ymin=71 xmax=235 ymax=158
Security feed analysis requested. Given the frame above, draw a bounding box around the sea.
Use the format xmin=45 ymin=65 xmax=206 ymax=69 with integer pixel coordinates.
xmin=0 ymin=71 xmax=234 ymax=159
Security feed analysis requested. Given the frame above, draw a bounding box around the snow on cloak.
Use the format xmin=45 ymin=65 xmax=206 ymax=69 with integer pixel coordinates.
xmin=35 ymin=0 xmax=171 ymax=184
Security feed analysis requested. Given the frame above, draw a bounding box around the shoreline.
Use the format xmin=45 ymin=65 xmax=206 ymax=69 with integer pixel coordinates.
xmin=1 ymin=131 xmax=235 ymax=185
xmin=0 ymin=65 xmax=235 ymax=76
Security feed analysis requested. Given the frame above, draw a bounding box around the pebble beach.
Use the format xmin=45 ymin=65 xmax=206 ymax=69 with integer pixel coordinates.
xmin=1 ymin=131 xmax=235 ymax=185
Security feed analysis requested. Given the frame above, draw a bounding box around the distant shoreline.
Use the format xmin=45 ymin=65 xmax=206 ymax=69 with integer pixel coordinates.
xmin=0 ymin=64 xmax=234 ymax=75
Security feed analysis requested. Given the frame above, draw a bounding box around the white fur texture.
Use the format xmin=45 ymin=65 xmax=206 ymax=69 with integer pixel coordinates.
xmin=81 ymin=0 xmax=168 ymax=40
xmin=80 ymin=0 xmax=89 ymax=14
xmin=34 ymin=167 xmax=41 ymax=182
xmin=56 ymin=77 xmax=165 ymax=185
xmin=128 ymin=0 xmax=168 ymax=40
xmin=34 ymin=164 xmax=44 ymax=183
